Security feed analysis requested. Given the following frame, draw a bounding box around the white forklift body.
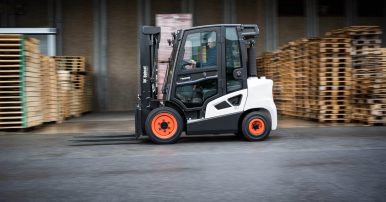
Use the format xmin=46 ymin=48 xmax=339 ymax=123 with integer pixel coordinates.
xmin=203 ymin=77 xmax=277 ymax=130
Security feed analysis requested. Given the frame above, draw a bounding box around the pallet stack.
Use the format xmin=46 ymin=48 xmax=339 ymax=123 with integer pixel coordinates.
xmin=307 ymin=38 xmax=321 ymax=120
xmin=256 ymin=57 xmax=264 ymax=77
xmin=0 ymin=34 xmax=43 ymax=129
xmin=57 ymin=70 xmax=71 ymax=121
xmin=82 ymin=64 xmax=93 ymax=113
xmin=259 ymin=26 xmax=384 ymax=125
xmin=258 ymin=52 xmax=282 ymax=112
xmin=371 ymin=48 xmax=386 ymax=123
xmin=326 ymin=26 xmax=384 ymax=125
xmin=278 ymin=43 xmax=297 ymax=117
xmin=54 ymin=56 xmax=90 ymax=119
xmin=293 ymin=38 xmax=310 ymax=118
xmin=156 ymin=14 xmax=192 ymax=99
xmin=40 ymin=56 xmax=59 ymax=122
xmin=317 ymin=38 xmax=352 ymax=123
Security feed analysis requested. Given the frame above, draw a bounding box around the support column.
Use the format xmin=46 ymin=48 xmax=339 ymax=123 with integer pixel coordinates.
xmin=48 ymin=0 xmax=55 ymax=27
xmin=305 ymin=0 xmax=319 ymax=37
xmin=47 ymin=0 xmax=56 ymax=56
xmin=345 ymin=0 xmax=357 ymax=26
xmin=55 ymin=0 xmax=63 ymax=55
xmin=264 ymin=0 xmax=277 ymax=51
xmin=181 ymin=0 xmax=194 ymax=14
xmin=93 ymin=0 xmax=108 ymax=111
xmin=224 ymin=0 xmax=236 ymax=24
xmin=47 ymin=34 xmax=56 ymax=56
xmin=138 ymin=0 xmax=151 ymax=26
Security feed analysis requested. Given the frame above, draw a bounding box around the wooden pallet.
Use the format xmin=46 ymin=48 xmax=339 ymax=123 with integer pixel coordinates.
xmin=0 ymin=34 xmax=43 ymax=130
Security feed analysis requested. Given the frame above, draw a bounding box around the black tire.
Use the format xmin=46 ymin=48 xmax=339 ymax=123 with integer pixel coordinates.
xmin=145 ymin=107 xmax=183 ymax=144
xmin=241 ymin=111 xmax=271 ymax=141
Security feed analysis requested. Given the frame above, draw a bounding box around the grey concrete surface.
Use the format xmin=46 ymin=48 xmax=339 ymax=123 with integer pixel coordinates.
xmin=0 ymin=112 xmax=364 ymax=136
xmin=0 ymin=121 xmax=386 ymax=201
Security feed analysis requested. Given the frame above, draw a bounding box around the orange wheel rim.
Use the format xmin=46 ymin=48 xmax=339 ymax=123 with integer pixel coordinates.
xmin=151 ymin=113 xmax=178 ymax=139
xmin=248 ymin=118 xmax=265 ymax=136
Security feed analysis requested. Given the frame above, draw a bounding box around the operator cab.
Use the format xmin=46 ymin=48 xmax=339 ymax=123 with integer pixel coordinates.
xmin=163 ymin=24 xmax=257 ymax=120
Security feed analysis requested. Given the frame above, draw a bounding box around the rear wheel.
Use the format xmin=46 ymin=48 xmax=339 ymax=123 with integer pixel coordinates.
xmin=145 ymin=107 xmax=183 ymax=144
xmin=241 ymin=111 xmax=271 ymax=141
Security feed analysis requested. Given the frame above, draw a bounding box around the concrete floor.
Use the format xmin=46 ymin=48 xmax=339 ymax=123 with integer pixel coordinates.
xmin=0 ymin=113 xmax=386 ymax=201
xmin=3 ymin=112 xmax=365 ymax=135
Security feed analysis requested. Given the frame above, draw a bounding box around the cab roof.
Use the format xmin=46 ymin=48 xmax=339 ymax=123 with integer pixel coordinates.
xmin=178 ymin=24 xmax=259 ymax=34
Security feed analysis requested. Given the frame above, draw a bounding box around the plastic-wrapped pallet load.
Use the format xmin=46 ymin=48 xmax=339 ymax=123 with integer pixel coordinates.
xmin=156 ymin=14 xmax=192 ymax=99
xmin=0 ymin=34 xmax=43 ymax=130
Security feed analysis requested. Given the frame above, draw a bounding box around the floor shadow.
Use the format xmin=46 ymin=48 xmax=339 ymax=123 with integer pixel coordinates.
xmin=69 ymin=133 xmax=143 ymax=146
xmin=177 ymin=135 xmax=242 ymax=144
xmin=69 ymin=133 xmax=281 ymax=146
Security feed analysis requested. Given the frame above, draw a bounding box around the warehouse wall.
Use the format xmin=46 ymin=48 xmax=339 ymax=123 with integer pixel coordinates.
xmin=0 ymin=0 xmax=48 ymax=27
xmin=106 ymin=0 xmax=138 ymax=111
xmin=151 ymin=0 xmax=182 ymax=25
xmin=194 ymin=0 xmax=223 ymax=26
xmin=319 ymin=17 xmax=345 ymax=36
xmin=16 ymin=0 xmax=49 ymax=27
xmin=61 ymin=0 xmax=94 ymax=109
xmin=62 ymin=0 xmax=93 ymax=66
xmin=278 ymin=17 xmax=305 ymax=46
xmin=236 ymin=0 xmax=266 ymax=56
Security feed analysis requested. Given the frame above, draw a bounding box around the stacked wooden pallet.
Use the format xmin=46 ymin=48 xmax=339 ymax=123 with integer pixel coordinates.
xmin=82 ymin=64 xmax=93 ymax=113
xmin=40 ymin=56 xmax=59 ymax=122
xmin=0 ymin=34 xmax=43 ymax=129
xmin=156 ymin=14 xmax=192 ymax=99
xmin=326 ymin=26 xmax=384 ymax=125
xmin=258 ymin=52 xmax=282 ymax=112
xmin=256 ymin=57 xmax=264 ymax=77
xmin=278 ymin=43 xmax=297 ymax=117
xmin=262 ymin=37 xmax=352 ymax=123
xmin=317 ymin=38 xmax=352 ymax=123
xmin=371 ymin=48 xmax=386 ymax=123
xmin=293 ymin=38 xmax=310 ymax=118
xmin=259 ymin=26 xmax=384 ymax=125
xmin=366 ymin=49 xmax=386 ymax=124
xmin=306 ymin=38 xmax=320 ymax=120
xmin=54 ymin=56 xmax=89 ymax=119
xmin=57 ymin=70 xmax=71 ymax=120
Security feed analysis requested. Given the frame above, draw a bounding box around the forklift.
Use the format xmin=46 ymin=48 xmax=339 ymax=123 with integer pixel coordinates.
xmin=135 ymin=24 xmax=277 ymax=144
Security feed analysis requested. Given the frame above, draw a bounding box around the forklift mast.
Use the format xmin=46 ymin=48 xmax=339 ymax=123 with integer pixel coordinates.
xmin=136 ymin=26 xmax=161 ymax=136
xmin=138 ymin=26 xmax=160 ymax=105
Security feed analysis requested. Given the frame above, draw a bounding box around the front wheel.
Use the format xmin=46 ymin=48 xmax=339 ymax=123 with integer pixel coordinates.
xmin=241 ymin=111 xmax=271 ymax=141
xmin=145 ymin=107 xmax=183 ymax=144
